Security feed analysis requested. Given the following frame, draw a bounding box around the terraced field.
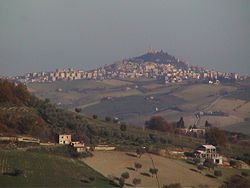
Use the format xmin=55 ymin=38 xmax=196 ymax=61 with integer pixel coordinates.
xmin=0 ymin=150 xmax=112 ymax=187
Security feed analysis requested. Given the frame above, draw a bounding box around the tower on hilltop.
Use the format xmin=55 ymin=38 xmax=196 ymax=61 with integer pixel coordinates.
xmin=147 ymin=45 xmax=156 ymax=54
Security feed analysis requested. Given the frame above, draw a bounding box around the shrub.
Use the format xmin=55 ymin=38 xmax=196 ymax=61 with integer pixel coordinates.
xmin=132 ymin=178 xmax=141 ymax=186
xmin=121 ymin=172 xmax=129 ymax=179
xmin=92 ymin=115 xmax=98 ymax=119
xmin=120 ymin=123 xmax=127 ymax=132
xmin=203 ymin=159 xmax=215 ymax=170
xmin=119 ymin=177 xmax=125 ymax=188
xmin=134 ymin=162 xmax=142 ymax=171
xmin=229 ymin=160 xmax=236 ymax=167
xmin=149 ymin=168 xmax=158 ymax=177
xmin=105 ymin=116 xmax=111 ymax=122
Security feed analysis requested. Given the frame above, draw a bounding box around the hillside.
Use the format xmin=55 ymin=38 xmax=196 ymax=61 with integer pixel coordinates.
xmin=27 ymin=77 xmax=250 ymax=135
xmin=129 ymin=50 xmax=189 ymax=70
xmin=2 ymin=79 xmax=250 ymax=188
xmin=0 ymin=150 xmax=111 ymax=187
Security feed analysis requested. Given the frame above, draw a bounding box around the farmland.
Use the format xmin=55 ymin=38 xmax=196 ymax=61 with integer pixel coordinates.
xmin=83 ymin=151 xmax=246 ymax=188
xmin=0 ymin=150 xmax=112 ymax=187
xmin=28 ymin=79 xmax=250 ymax=134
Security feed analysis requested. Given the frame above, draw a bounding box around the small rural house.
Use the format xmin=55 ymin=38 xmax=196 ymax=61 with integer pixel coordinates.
xmin=193 ymin=144 xmax=223 ymax=165
xmin=59 ymin=134 xmax=71 ymax=144
xmin=69 ymin=141 xmax=86 ymax=153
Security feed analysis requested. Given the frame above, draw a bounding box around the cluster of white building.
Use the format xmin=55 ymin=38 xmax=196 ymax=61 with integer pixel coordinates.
xmin=12 ymin=60 xmax=245 ymax=84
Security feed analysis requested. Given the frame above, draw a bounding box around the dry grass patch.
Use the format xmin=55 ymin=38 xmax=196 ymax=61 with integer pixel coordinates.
xmin=83 ymin=151 xmax=220 ymax=187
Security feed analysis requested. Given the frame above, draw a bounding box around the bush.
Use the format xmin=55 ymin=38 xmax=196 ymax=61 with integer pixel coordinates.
xmin=120 ymin=123 xmax=127 ymax=132
xmin=132 ymin=178 xmax=141 ymax=186
xmin=105 ymin=117 xmax=111 ymax=122
xmin=214 ymin=170 xmax=222 ymax=177
xmin=134 ymin=162 xmax=142 ymax=171
xmin=121 ymin=172 xmax=129 ymax=179
xmin=230 ymin=160 xmax=236 ymax=167
xmin=203 ymin=159 xmax=215 ymax=170
xmin=149 ymin=168 xmax=158 ymax=177
xmin=92 ymin=115 xmax=98 ymax=119
xmin=119 ymin=177 xmax=125 ymax=188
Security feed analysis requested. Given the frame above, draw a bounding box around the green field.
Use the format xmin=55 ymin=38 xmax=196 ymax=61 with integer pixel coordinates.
xmin=0 ymin=150 xmax=112 ymax=187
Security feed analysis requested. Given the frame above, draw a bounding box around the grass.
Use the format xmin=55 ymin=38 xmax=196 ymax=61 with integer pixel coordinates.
xmin=0 ymin=149 xmax=113 ymax=187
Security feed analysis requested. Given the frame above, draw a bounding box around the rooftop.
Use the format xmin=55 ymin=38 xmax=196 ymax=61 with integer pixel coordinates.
xmin=202 ymin=145 xmax=216 ymax=149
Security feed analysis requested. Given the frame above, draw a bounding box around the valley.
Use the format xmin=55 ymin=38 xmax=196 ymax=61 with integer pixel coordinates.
xmin=28 ymin=78 xmax=250 ymax=134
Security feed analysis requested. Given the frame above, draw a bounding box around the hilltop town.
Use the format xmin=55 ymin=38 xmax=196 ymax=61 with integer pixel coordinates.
xmin=12 ymin=50 xmax=246 ymax=84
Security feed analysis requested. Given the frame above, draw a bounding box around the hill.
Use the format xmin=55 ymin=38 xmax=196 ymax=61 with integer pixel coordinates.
xmin=1 ymin=79 xmax=250 ymax=187
xmin=129 ymin=50 xmax=189 ymax=70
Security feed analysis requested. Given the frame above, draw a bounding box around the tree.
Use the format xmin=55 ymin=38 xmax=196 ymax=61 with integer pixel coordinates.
xmin=203 ymin=159 xmax=215 ymax=170
xmin=105 ymin=116 xmax=111 ymax=122
xmin=176 ymin=117 xmax=185 ymax=128
xmin=205 ymin=120 xmax=212 ymax=128
xmin=134 ymin=162 xmax=142 ymax=171
xmin=132 ymin=178 xmax=141 ymax=187
xmin=118 ymin=177 xmax=125 ymax=188
xmin=136 ymin=148 xmax=145 ymax=158
xmin=92 ymin=114 xmax=98 ymax=119
xmin=145 ymin=116 xmax=173 ymax=132
xmin=75 ymin=108 xmax=82 ymax=113
xmin=120 ymin=123 xmax=127 ymax=131
xmin=149 ymin=168 xmax=158 ymax=177
xmin=205 ymin=127 xmax=227 ymax=146
xmin=121 ymin=172 xmax=130 ymax=180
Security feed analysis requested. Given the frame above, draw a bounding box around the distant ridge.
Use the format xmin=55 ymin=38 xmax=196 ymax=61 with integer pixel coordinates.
xmin=128 ymin=50 xmax=189 ymax=70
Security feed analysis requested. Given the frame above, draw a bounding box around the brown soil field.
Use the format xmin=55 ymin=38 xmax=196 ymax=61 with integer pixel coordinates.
xmin=100 ymin=79 xmax=133 ymax=86
xmin=83 ymin=151 xmax=221 ymax=187
xmin=173 ymin=84 xmax=236 ymax=102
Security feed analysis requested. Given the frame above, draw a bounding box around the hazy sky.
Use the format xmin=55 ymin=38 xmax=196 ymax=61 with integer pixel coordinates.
xmin=0 ymin=0 xmax=250 ymax=76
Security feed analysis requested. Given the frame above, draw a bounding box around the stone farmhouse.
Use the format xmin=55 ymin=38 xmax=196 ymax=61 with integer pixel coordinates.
xmin=59 ymin=134 xmax=71 ymax=144
xmin=69 ymin=141 xmax=86 ymax=153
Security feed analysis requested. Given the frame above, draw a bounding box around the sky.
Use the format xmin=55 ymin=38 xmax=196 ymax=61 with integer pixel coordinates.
xmin=0 ymin=0 xmax=250 ymax=76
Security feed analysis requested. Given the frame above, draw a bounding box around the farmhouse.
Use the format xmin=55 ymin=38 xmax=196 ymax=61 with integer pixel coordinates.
xmin=59 ymin=134 xmax=71 ymax=144
xmin=70 ymin=141 xmax=86 ymax=153
xmin=194 ymin=144 xmax=223 ymax=165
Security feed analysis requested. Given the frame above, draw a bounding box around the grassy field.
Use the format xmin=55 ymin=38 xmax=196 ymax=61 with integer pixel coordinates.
xmin=0 ymin=150 xmax=112 ymax=187
xmin=83 ymin=151 xmax=224 ymax=188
